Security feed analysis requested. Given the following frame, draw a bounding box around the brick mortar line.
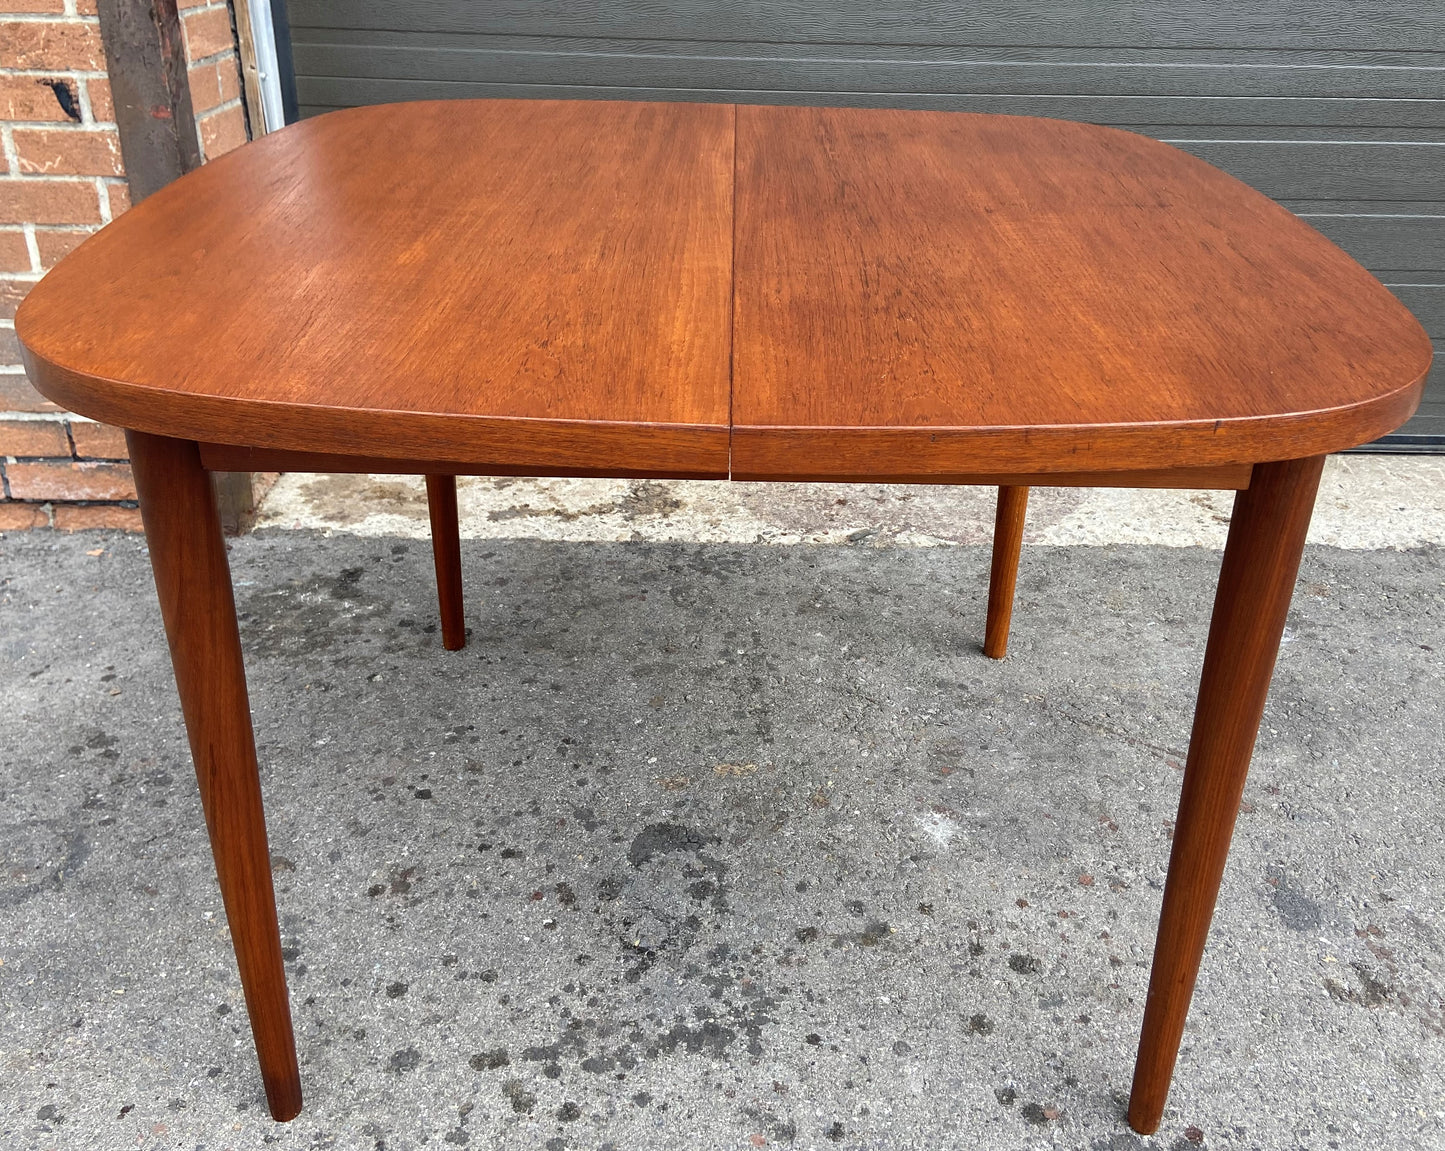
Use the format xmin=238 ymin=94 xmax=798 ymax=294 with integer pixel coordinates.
xmin=0 ymin=70 xmax=109 ymax=80
xmin=1 ymin=124 xmax=17 ymax=178
xmin=22 ymin=224 xmax=40 ymax=273
xmin=0 ymin=120 xmax=118 ymax=130
xmin=190 ymin=49 xmax=240 ymax=68
xmin=0 ymin=411 xmax=97 ymax=423
xmin=3 ymin=500 xmax=137 ymax=505
xmin=0 ymin=171 xmax=124 ymax=181
xmin=198 ymin=95 xmax=244 ymax=119
xmin=0 ymin=13 xmax=100 ymax=23
xmin=76 ymin=75 xmax=97 ymax=125
xmin=5 ymin=455 xmax=128 ymax=463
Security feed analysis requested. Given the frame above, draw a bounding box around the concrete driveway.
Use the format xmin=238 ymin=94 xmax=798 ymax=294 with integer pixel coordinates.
xmin=2 ymin=457 xmax=1442 ymax=1150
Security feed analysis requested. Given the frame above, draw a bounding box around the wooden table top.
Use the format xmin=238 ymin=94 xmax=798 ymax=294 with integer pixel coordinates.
xmin=16 ymin=99 xmax=1431 ymax=479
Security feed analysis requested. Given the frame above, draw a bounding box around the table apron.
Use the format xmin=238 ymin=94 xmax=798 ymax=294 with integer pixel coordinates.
xmin=196 ymin=443 xmax=1253 ymax=490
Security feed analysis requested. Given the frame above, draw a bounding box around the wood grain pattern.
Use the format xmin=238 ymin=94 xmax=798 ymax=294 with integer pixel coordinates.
xmin=193 ymin=442 xmax=730 ymax=480
xmin=732 ymin=105 xmax=1430 ymax=477
xmin=18 ymin=101 xmax=1430 ymax=473
xmin=126 ymin=431 xmax=301 ymax=1122
xmin=425 ymin=474 xmax=466 ymax=650
xmin=17 ymin=100 xmax=734 ymax=476
xmin=984 ymin=485 xmax=1029 ymax=659
xmin=196 ymin=443 xmax=1255 ymax=489
xmin=1127 ymin=454 xmax=1326 ymax=1134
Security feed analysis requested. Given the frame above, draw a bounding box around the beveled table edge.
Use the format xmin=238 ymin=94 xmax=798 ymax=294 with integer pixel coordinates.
xmin=24 ymin=345 xmax=1428 ymax=481
xmin=730 ymin=371 xmax=1429 ymax=479
xmin=19 ymin=351 xmax=731 ymax=479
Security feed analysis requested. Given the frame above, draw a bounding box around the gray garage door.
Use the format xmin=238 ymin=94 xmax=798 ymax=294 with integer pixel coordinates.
xmin=277 ymin=1 xmax=1444 ymax=448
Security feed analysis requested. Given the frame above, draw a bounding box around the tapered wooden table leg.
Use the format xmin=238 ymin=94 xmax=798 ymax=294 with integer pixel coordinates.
xmin=984 ymin=485 xmax=1029 ymax=658
xmin=426 ymin=474 xmax=466 ymax=650
xmin=1127 ymin=455 xmax=1325 ymax=1134
xmin=127 ymin=431 xmax=302 ymax=1122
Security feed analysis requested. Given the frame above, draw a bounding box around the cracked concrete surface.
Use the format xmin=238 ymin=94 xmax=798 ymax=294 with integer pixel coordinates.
xmin=2 ymin=467 xmax=1444 ymax=1150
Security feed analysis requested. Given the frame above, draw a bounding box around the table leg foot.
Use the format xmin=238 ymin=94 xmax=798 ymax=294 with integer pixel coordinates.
xmin=1127 ymin=454 xmax=1324 ymax=1135
xmin=984 ymin=485 xmax=1029 ymax=658
xmin=127 ymin=431 xmax=303 ymax=1122
xmin=426 ymin=474 xmax=466 ymax=650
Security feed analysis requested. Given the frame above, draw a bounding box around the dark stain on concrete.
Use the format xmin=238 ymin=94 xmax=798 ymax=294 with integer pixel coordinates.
xmin=486 ymin=481 xmax=682 ymax=525
xmin=0 ymin=824 xmax=90 ymax=908
xmin=742 ymin=1104 xmax=797 ymax=1143
xmin=469 ymin=1048 xmax=509 ymax=1071
xmin=296 ymin=476 xmax=429 ymax=526
xmin=387 ymin=1047 xmax=420 ymax=1073
xmin=627 ymin=823 xmax=720 ymax=867
xmin=1265 ymin=865 xmax=1323 ymax=933
xmin=240 ymin=566 xmax=396 ymax=658
xmin=1326 ymin=962 xmax=1395 ymax=1007
xmin=1020 ymin=1101 xmax=1060 ymax=1125
xmin=502 ymin=1079 xmax=536 ymax=1114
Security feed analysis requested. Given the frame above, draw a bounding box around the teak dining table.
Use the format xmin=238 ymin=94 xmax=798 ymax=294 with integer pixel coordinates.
xmin=15 ymin=99 xmax=1431 ymax=1136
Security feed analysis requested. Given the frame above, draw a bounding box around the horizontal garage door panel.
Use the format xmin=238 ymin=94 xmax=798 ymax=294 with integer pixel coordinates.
xmin=1302 ymin=216 xmax=1445 ymax=273
xmin=1171 ymin=142 xmax=1444 ymax=202
xmin=1391 ymin=343 xmax=1445 ymax=443
xmin=280 ymin=2 xmax=1445 ymax=445
xmin=288 ymin=2 xmax=1441 ymax=51
xmin=289 ymin=41 xmax=1443 ymax=102
xmin=1388 ymin=286 xmax=1445 ymax=336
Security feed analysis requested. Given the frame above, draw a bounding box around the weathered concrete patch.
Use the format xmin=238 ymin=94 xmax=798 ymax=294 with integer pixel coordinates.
xmin=255 ymin=455 xmax=1445 ymax=550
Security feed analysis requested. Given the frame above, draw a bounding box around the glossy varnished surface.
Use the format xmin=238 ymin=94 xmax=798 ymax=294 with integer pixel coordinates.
xmin=1129 ymin=455 xmax=1327 ymax=1133
xmin=17 ymin=100 xmax=735 ymax=476
xmin=731 ymin=105 xmax=1431 ymax=477
xmin=126 ymin=431 xmax=301 ymax=1120
xmin=16 ymin=99 xmax=1432 ymax=476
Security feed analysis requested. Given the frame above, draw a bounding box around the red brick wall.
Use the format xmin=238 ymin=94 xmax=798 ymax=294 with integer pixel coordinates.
xmin=0 ymin=0 xmax=251 ymax=531
xmin=184 ymin=0 xmax=249 ymax=163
